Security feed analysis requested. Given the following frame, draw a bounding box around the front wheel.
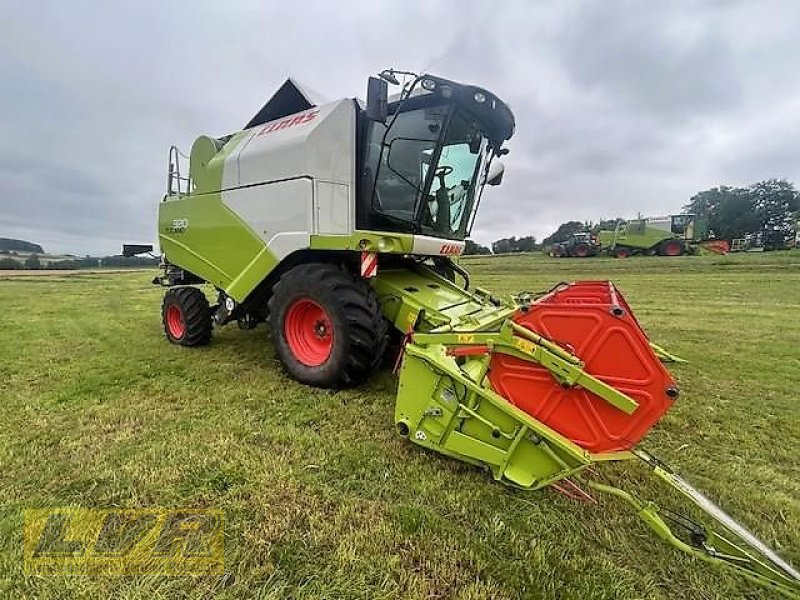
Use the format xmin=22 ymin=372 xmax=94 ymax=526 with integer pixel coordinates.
xmin=268 ymin=263 xmax=388 ymax=388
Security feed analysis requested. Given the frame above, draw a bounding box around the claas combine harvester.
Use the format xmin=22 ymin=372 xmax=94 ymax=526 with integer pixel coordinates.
xmin=145 ymin=70 xmax=799 ymax=597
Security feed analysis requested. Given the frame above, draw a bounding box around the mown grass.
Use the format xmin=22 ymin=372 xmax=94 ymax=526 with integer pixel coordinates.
xmin=0 ymin=252 xmax=797 ymax=599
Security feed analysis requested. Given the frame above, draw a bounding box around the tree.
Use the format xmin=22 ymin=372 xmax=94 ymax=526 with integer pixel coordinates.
xmin=23 ymin=255 xmax=41 ymax=270
xmin=684 ymin=186 xmax=735 ymax=219
xmin=591 ymin=218 xmax=625 ymax=233
xmin=714 ymin=190 xmax=760 ymax=240
xmin=684 ymin=180 xmax=799 ymax=241
xmin=463 ymin=239 xmax=491 ymax=255
xmin=0 ymin=257 xmax=20 ymax=269
xmin=491 ymin=237 xmax=517 ymax=254
xmin=491 ymin=236 xmax=542 ymax=254
xmin=683 ymin=185 xmax=754 ymax=239
xmin=516 ymin=236 xmax=540 ymax=252
xmin=750 ymin=179 xmax=799 ymax=244
xmin=0 ymin=238 xmax=44 ymax=253
xmin=542 ymin=221 xmax=585 ymax=246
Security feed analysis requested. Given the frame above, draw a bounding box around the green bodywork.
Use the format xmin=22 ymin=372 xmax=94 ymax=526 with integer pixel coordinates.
xmin=159 ymin=193 xmax=279 ymax=299
xmin=159 ymin=131 xmax=280 ymax=300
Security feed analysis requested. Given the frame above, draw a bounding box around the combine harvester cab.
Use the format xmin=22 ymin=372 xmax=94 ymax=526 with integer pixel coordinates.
xmin=150 ymin=69 xmax=799 ymax=597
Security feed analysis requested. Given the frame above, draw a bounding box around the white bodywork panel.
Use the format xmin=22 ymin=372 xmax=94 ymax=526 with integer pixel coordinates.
xmin=411 ymin=235 xmax=465 ymax=256
xmin=220 ymin=99 xmax=356 ymax=257
xmin=222 ymin=179 xmax=313 ymax=259
xmin=217 ymin=97 xmax=467 ymax=260
xmin=647 ymin=218 xmax=673 ymax=232
xmin=315 ymin=180 xmax=351 ymax=234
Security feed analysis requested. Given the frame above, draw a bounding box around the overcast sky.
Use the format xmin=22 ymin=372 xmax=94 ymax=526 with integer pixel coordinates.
xmin=2 ymin=0 xmax=799 ymax=254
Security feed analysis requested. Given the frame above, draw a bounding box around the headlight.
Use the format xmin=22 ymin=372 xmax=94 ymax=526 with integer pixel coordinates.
xmin=421 ymin=78 xmax=437 ymax=91
xmin=473 ymin=91 xmax=486 ymax=104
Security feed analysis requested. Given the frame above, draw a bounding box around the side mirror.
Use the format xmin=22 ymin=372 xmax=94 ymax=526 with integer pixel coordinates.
xmin=366 ymin=76 xmax=388 ymax=122
xmin=486 ymin=160 xmax=505 ymax=186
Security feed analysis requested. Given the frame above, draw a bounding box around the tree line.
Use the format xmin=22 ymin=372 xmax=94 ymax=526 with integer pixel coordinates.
xmin=464 ymin=178 xmax=799 ymax=255
xmin=683 ymin=179 xmax=798 ymax=241
xmin=0 ymin=238 xmax=43 ymax=253
xmin=0 ymin=254 xmax=159 ymax=270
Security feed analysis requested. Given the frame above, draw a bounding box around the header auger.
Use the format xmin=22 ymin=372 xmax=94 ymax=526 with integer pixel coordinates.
xmin=148 ymin=69 xmax=799 ymax=597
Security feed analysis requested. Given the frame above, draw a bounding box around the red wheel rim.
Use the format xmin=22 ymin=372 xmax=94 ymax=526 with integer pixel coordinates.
xmin=166 ymin=304 xmax=186 ymax=338
xmin=616 ymin=249 xmax=630 ymax=258
xmin=664 ymin=241 xmax=682 ymax=256
xmin=284 ymin=298 xmax=334 ymax=366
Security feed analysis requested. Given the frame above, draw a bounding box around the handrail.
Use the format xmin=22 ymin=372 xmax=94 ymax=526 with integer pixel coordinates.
xmin=166 ymin=145 xmax=191 ymax=198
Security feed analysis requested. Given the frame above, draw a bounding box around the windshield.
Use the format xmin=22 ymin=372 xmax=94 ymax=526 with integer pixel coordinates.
xmin=361 ymin=103 xmax=489 ymax=239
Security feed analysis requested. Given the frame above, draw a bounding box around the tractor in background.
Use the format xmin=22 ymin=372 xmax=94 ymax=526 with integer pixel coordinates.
xmin=143 ymin=69 xmax=799 ymax=598
xmin=548 ymin=231 xmax=601 ymax=258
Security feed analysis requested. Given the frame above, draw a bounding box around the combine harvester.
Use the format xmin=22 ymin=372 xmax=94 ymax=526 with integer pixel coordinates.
xmin=147 ymin=70 xmax=798 ymax=597
xmin=596 ymin=214 xmax=718 ymax=257
xmin=548 ymin=215 xmax=729 ymax=259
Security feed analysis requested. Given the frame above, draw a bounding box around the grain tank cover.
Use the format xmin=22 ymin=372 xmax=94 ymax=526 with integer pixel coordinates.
xmin=244 ymin=78 xmax=322 ymax=130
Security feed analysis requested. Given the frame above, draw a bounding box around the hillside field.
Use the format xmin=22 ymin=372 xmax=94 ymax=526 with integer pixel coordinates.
xmin=0 ymin=252 xmax=798 ymax=599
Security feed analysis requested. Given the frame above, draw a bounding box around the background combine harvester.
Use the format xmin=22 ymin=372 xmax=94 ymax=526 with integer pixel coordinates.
xmin=597 ymin=214 xmax=714 ymax=257
xmin=144 ymin=69 xmax=799 ymax=597
xmin=550 ymin=214 xmax=727 ymax=258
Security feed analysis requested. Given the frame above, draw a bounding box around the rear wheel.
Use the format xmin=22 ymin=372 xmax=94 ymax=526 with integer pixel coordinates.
xmin=268 ymin=263 xmax=388 ymax=387
xmin=659 ymin=240 xmax=684 ymax=256
xmin=162 ymin=287 xmax=212 ymax=346
xmin=613 ymin=247 xmax=632 ymax=259
xmin=573 ymin=243 xmax=590 ymax=258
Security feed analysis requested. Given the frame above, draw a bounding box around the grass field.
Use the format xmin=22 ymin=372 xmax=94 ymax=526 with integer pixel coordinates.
xmin=0 ymin=252 xmax=798 ymax=599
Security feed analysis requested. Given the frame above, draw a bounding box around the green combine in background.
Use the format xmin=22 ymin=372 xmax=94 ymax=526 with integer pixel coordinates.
xmin=596 ymin=214 xmax=709 ymax=257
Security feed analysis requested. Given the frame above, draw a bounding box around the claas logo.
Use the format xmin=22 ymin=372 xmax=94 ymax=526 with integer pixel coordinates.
xmin=438 ymin=243 xmax=463 ymax=256
xmin=257 ymin=109 xmax=320 ymax=136
xmin=24 ymin=508 xmax=223 ymax=575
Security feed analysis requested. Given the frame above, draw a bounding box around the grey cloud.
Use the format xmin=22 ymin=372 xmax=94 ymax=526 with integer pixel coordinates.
xmin=555 ymin=2 xmax=743 ymax=118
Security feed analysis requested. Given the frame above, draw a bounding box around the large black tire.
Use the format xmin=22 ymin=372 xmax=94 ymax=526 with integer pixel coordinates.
xmin=572 ymin=243 xmax=590 ymax=258
xmin=162 ymin=287 xmax=212 ymax=346
xmin=268 ymin=263 xmax=388 ymax=388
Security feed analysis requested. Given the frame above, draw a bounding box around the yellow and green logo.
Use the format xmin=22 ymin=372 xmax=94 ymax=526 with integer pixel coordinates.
xmin=23 ymin=508 xmax=224 ymax=575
